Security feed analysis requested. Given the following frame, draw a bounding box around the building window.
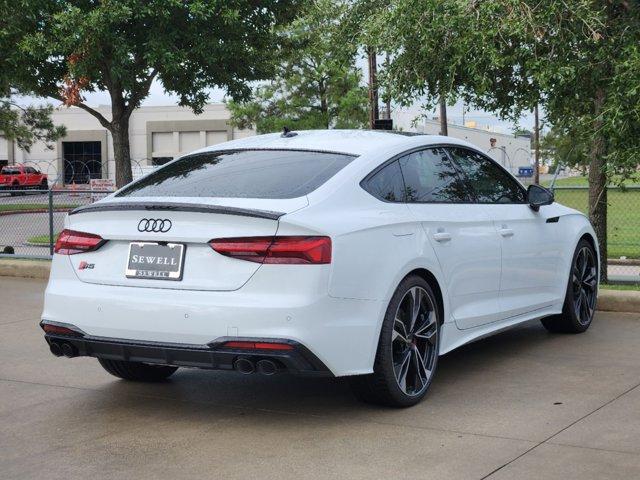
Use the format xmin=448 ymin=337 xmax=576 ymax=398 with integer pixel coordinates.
xmin=63 ymin=141 xmax=102 ymax=184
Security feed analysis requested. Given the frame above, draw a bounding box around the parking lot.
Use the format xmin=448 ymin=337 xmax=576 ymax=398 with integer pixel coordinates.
xmin=1 ymin=276 xmax=639 ymax=479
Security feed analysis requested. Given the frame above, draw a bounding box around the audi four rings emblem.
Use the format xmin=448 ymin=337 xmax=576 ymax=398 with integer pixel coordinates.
xmin=137 ymin=218 xmax=172 ymax=233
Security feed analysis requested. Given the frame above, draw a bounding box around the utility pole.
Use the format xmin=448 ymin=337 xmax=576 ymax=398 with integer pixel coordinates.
xmin=439 ymin=96 xmax=448 ymax=136
xmin=462 ymin=101 xmax=466 ymax=126
xmin=534 ymin=103 xmax=540 ymax=184
xmin=367 ymin=47 xmax=379 ymax=129
xmin=384 ymin=53 xmax=391 ymax=120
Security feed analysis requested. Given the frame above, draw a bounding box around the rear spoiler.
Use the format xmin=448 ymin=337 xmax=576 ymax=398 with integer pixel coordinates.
xmin=70 ymin=202 xmax=284 ymax=221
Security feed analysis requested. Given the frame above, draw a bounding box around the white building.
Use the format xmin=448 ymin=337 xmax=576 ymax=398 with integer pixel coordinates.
xmin=393 ymin=108 xmax=532 ymax=175
xmin=0 ymin=104 xmax=253 ymax=185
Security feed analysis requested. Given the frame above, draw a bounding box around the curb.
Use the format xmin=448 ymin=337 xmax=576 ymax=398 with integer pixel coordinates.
xmin=597 ymin=289 xmax=640 ymax=314
xmin=0 ymin=259 xmax=639 ymax=313
xmin=0 ymin=259 xmax=51 ymax=280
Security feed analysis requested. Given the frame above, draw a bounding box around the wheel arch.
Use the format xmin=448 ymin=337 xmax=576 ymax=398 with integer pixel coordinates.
xmin=579 ymin=232 xmax=597 ymax=257
xmin=403 ymin=268 xmax=445 ymax=326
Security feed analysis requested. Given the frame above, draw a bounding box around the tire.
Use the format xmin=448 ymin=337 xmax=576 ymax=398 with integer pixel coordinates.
xmin=40 ymin=179 xmax=48 ymax=190
xmin=541 ymin=239 xmax=598 ymax=334
xmin=350 ymin=275 xmax=440 ymax=407
xmin=98 ymin=358 xmax=178 ymax=382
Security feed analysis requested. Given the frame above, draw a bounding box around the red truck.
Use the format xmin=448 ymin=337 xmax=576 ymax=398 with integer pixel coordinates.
xmin=0 ymin=164 xmax=49 ymax=193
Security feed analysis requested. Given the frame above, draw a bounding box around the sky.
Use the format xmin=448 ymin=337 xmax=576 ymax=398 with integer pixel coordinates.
xmin=22 ymin=78 xmax=537 ymax=135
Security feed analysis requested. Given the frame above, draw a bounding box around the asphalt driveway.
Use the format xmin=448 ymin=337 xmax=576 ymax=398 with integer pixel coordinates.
xmin=1 ymin=276 xmax=639 ymax=479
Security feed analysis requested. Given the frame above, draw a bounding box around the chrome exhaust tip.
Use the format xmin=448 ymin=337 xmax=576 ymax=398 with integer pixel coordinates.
xmin=234 ymin=358 xmax=255 ymax=374
xmin=256 ymin=359 xmax=279 ymax=376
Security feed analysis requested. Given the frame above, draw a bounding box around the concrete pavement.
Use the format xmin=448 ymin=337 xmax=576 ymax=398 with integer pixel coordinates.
xmin=1 ymin=276 xmax=639 ymax=479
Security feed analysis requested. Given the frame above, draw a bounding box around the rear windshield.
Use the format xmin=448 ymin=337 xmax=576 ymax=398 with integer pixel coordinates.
xmin=116 ymin=149 xmax=356 ymax=199
xmin=1 ymin=168 xmax=20 ymax=175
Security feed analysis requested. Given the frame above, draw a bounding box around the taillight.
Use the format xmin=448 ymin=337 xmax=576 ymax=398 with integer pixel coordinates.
xmin=54 ymin=229 xmax=105 ymax=255
xmin=40 ymin=323 xmax=83 ymax=337
xmin=209 ymin=236 xmax=331 ymax=264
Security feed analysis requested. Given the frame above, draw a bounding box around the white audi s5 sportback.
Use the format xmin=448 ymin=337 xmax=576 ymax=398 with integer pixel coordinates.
xmin=41 ymin=130 xmax=599 ymax=407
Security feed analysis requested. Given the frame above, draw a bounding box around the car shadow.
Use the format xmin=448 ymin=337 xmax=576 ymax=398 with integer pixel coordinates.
xmin=83 ymin=320 xmax=565 ymax=420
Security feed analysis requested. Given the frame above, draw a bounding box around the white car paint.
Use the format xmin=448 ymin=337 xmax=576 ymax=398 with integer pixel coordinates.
xmin=41 ymin=130 xmax=598 ymax=376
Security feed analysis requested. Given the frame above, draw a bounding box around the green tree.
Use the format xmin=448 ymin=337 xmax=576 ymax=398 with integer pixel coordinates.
xmin=471 ymin=1 xmax=640 ymax=281
xmin=228 ymin=0 xmax=368 ymax=133
xmin=1 ymin=10 xmax=65 ymax=152
xmin=358 ymin=0 xmax=640 ymax=281
xmin=4 ymin=0 xmax=298 ymax=187
xmin=540 ymin=127 xmax=589 ymax=173
xmin=0 ymin=97 xmax=65 ymax=152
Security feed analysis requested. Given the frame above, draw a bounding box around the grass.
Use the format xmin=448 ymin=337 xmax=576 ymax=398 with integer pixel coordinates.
xmin=544 ymin=175 xmax=640 ymax=188
xmin=0 ymin=203 xmax=79 ymax=212
xmin=600 ymin=283 xmax=640 ymax=291
xmin=549 ymin=184 xmax=640 ymax=259
xmin=27 ymin=233 xmax=58 ymax=246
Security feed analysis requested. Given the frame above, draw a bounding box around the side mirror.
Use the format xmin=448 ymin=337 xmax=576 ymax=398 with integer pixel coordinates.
xmin=527 ymin=184 xmax=554 ymax=212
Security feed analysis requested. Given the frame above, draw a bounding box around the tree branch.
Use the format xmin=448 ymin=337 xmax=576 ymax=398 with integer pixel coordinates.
xmin=75 ymin=102 xmax=113 ymax=130
xmin=125 ymin=68 xmax=158 ymax=116
xmin=49 ymin=93 xmax=112 ymax=130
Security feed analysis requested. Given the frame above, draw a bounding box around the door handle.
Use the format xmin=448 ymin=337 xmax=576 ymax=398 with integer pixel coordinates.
xmin=498 ymin=227 xmax=514 ymax=237
xmin=433 ymin=232 xmax=452 ymax=242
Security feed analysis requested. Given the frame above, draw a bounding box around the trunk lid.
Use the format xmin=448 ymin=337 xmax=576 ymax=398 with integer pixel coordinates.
xmin=66 ymin=197 xmax=307 ymax=291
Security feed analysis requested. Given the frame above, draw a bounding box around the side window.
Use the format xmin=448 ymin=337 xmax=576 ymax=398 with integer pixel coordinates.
xmin=363 ymin=160 xmax=405 ymax=202
xmin=447 ymin=147 xmax=527 ymax=203
xmin=398 ymin=148 xmax=473 ymax=203
xmin=25 ymin=167 xmax=36 ymax=174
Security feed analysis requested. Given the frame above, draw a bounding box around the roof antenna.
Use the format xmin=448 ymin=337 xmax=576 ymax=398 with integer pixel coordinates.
xmin=281 ymin=126 xmax=298 ymax=138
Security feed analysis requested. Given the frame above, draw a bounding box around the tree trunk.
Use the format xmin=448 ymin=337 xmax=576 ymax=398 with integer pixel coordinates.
xmin=111 ymin=117 xmax=133 ymax=188
xmin=439 ymin=96 xmax=448 ymax=136
xmin=319 ymin=79 xmax=329 ymax=128
xmin=588 ymin=88 xmax=607 ymax=283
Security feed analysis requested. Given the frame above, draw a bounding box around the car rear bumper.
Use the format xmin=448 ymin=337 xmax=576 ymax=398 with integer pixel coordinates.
xmin=42 ymin=256 xmax=385 ymax=376
xmin=42 ymin=326 xmax=331 ymax=376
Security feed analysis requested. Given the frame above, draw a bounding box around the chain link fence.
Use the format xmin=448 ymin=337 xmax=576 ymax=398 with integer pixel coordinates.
xmin=0 ymin=188 xmax=113 ymax=258
xmin=1 ymin=158 xmax=156 ymax=187
xmin=551 ymin=186 xmax=640 ymax=282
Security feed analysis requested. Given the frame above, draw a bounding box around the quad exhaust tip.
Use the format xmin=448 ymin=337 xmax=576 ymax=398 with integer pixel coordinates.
xmin=49 ymin=341 xmax=77 ymax=358
xmin=234 ymin=358 xmax=255 ymax=375
xmin=61 ymin=342 xmax=77 ymax=358
xmin=49 ymin=342 xmax=63 ymax=357
xmin=234 ymin=358 xmax=280 ymax=375
xmin=256 ymin=359 xmax=279 ymax=376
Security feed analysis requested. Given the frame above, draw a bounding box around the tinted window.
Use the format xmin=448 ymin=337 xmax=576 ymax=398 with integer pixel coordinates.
xmin=1 ymin=167 xmax=20 ymax=175
xmin=399 ymin=148 xmax=473 ymax=203
xmin=363 ymin=160 xmax=405 ymax=202
xmin=447 ymin=147 xmax=526 ymax=203
xmin=117 ymin=150 xmax=355 ymax=199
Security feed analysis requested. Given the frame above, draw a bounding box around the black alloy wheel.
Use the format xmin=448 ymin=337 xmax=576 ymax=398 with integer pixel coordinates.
xmin=350 ymin=275 xmax=440 ymax=407
xmin=542 ymin=239 xmax=598 ymax=333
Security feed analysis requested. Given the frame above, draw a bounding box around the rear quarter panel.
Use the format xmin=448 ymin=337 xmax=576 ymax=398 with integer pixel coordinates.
xmin=282 ymin=186 xmax=451 ymax=316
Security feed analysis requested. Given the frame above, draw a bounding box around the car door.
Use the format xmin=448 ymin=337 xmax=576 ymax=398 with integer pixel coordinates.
xmin=447 ymin=147 xmax=564 ymax=318
xmin=399 ymin=147 xmax=503 ymax=329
